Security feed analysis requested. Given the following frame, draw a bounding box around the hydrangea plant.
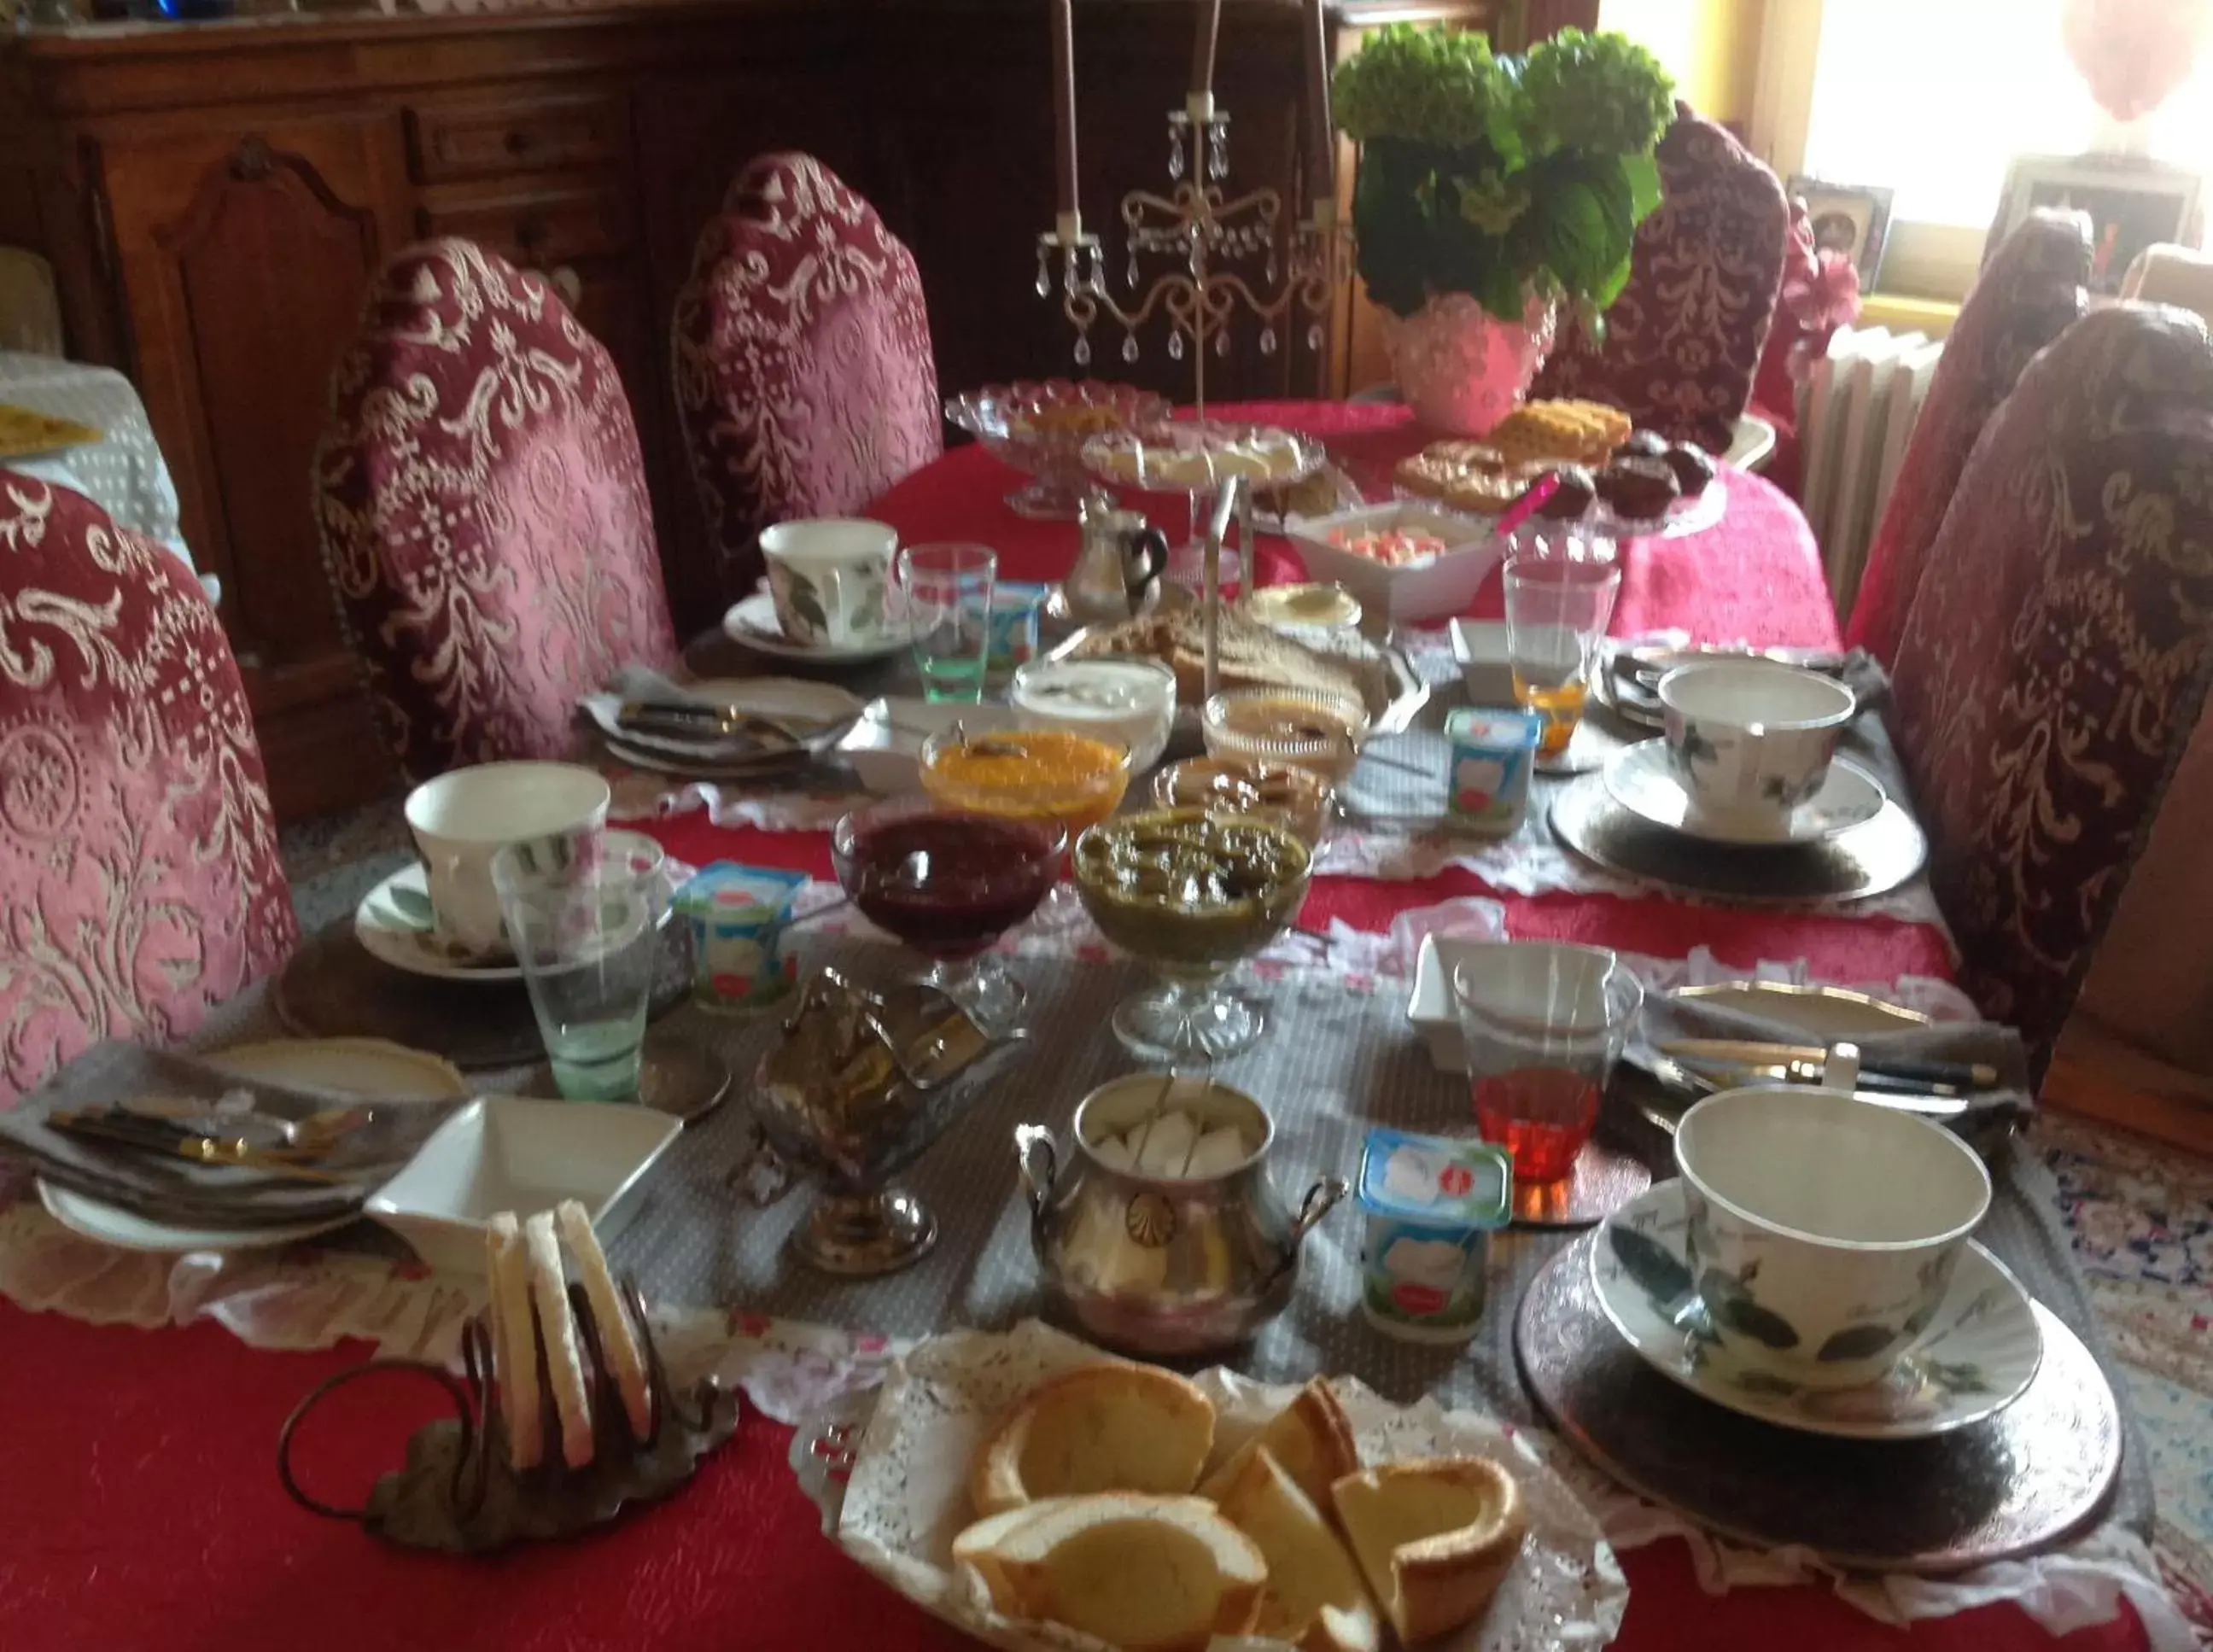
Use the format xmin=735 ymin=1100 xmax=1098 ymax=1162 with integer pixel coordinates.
xmin=1334 ymin=25 xmax=1676 ymax=332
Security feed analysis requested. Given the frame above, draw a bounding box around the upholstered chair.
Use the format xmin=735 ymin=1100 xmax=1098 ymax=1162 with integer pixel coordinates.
xmin=1845 ymin=209 xmax=2093 ymax=664
xmin=1528 ymin=107 xmax=1790 ymax=452
xmin=671 ymin=152 xmax=943 ymax=604
xmin=315 ymin=238 xmax=679 ymax=783
xmin=1886 ymin=304 xmax=2213 ymax=1075
xmin=0 ymin=472 xmax=295 ymax=1104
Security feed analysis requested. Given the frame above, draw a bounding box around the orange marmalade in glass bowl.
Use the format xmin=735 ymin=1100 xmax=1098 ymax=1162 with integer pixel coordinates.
xmin=918 ymin=727 xmax=1131 ymax=836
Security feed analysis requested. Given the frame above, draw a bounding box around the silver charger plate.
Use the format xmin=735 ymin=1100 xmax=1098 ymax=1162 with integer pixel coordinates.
xmin=1550 ymin=769 xmax=1928 ymax=905
xmin=1516 ymin=1228 xmax=2122 ymax=1573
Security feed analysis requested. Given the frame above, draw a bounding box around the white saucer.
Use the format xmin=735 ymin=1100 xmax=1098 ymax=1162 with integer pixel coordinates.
xmin=721 ymin=591 xmax=908 ymax=665
xmin=1603 ymin=740 xmax=1887 ymax=845
xmin=35 ymin=1038 xmax=470 ymax=1255
xmin=1591 ymin=1180 xmax=2043 ymax=1440
xmin=353 ymin=863 xmax=525 ymax=982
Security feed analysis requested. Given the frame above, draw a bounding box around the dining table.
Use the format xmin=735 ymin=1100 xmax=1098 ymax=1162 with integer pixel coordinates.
xmin=0 ymin=400 xmax=2163 ymax=1652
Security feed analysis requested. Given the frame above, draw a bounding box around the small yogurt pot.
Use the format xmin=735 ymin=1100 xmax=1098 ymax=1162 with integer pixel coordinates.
xmin=986 ymin=582 xmax=1048 ymax=679
xmin=678 ymin=862 xmax=809 ymax=1013
xmin=1674 ymin=1087 xmax=1992 ymax=1389
xmin=1657 ymin=660 xmax=1855 ymax=833
xmin=1444 ymin=707 xmax=1541 ymax=838
xmin=1354 ymin=1127 xmax=1513 ymax=1344
xmin=1009 ymin=656 xmax=1177 ymax=773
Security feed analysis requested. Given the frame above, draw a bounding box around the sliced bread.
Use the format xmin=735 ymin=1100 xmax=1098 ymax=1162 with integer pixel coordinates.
xmin=1212 ymin=1448 xmax=1381 ymax=1652
xmin=969 ymin=1361 xmax=1215 ymax=1518
xmin=1196 ymin=1375 xmax=1360 ymax=1511
xmin=961 ymin=1491 xmax=1267 ymax=1652
xmin=1331 ymin=1457 xmax=1527 ymax=1644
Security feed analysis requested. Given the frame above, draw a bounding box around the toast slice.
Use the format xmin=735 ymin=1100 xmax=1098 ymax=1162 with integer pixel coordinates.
xmin=970 ymin=1361 xmax=1215 ymax=1518
xmin=1212 ymin=1448 xmax=1381 ymax=1652
xmin=1067 ymin=606 xmax=1387 ymax=719
xmin=1331 ymin=1457 xmax=1527 ymax=1643
xmin=1197 ymin=1375 xmax=1360 ymax=1512
xmin=959 ymin=1492 xmax=1266 ymax=1652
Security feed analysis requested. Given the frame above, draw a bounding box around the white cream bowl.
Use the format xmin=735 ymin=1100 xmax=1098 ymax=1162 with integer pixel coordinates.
xmin=1673 ymin=1087 xmax=1992 ymax=1389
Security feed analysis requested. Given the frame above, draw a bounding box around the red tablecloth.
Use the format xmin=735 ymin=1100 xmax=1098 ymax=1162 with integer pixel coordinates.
xmin=0 ymin=402 xmax=2138 ymax=1652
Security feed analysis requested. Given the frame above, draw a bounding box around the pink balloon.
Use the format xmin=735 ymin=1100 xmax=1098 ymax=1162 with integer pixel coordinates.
xmin=2062 ymin=0 xmax=2209 ymax=122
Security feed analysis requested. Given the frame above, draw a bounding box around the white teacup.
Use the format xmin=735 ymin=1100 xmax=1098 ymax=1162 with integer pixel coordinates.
xmin=1674 ymin=1088 xmax=1992 ymax=1389
xmin=759 ymin=519 xmax=899 ymax=647
xmin=403 ymin=762 xmax=611 ymax=958
xmin=1657 ymin=660 xmax=1855 ymax=832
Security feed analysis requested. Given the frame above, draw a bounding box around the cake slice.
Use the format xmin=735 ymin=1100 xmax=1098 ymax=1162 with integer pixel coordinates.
xmin=969 ymin=1361 xmax=1215 ymax=1518
xmin=1331 ymin=1457 xmax=1527 ymax=1643
xmin=1212 ymin=1448 xmax=1381 ymax=1652
xmin=1196 ymin=1375 xmax=1360 ymax=1512
xmin=958 ymin=1492 xmax=1267 ymax=1652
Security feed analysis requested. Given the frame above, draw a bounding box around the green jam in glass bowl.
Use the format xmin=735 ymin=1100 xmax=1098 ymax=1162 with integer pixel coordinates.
xmin=1072 ymin=808 xmax=1312 ymax=979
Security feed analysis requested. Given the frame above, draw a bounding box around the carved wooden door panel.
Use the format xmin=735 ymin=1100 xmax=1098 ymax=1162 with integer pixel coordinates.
xmin=98 ymin=117 xmax=412 ymax=815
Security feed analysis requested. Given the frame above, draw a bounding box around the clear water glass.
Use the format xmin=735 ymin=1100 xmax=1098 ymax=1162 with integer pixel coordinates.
xmin=898 ymin=541 xmax=996 ymax=703
xmin=1503 ymin=549 xmax=1621 ymax=761
xmin=493 ymin=829 xmax=667 ymax=1101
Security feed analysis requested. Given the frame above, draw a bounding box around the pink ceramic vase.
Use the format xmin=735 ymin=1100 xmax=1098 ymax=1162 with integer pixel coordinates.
xmin=1381 ymin=289 xmax=1559 ymax=436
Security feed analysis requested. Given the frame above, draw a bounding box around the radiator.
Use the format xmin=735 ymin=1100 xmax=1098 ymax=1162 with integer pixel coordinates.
xmin=1796 ymin=325 xmax=1945 ymax=616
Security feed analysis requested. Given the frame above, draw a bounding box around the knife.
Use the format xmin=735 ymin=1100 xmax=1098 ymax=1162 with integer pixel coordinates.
xmin=1659 ymin=1039 xmax=1998 ymax=1090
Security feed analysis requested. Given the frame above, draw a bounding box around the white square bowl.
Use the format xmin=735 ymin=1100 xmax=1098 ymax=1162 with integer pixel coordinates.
xmin=835 ymin=697 xmax=1020 ymax=794
xmin=1286 ymin=502 xmax=1505 ymax=627
xmin=1449 ymin=618 xmax=1518 ymax=706
xmin=366 ymin=1097 xmax=681 ymax=1275
xmin=1408 ymin=933 xmax=1494 ymax=1073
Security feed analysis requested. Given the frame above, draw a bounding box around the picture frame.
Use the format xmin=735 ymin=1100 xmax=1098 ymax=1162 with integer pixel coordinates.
xmin=1786 ymin=177 xmax=1895 ymax=289
xmin=1986 ymin=155 xmax=2204 ymax=295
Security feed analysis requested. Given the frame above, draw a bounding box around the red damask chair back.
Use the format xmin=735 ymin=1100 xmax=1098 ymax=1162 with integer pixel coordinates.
xmin=671 ymin=152 xmax=943 ymax=605
xmin=315 ymin=238 xmax=680 ymax=783
xmin=1887 ymin=304 xmax=2213 ymax=1076
xmin=1528 ymin=107 xmax=1790 ymax=452
xmin=1846 ymin=209 xmax=2093 ymax=664
xmin=0 ymin=475 xmax=296 ymax=1104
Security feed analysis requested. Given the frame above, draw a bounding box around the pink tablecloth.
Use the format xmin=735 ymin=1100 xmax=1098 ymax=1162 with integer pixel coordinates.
xmin=0 ymin=403 xmax=2134 ymax=1652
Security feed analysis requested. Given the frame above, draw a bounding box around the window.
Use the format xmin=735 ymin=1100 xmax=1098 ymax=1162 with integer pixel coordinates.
xmin=1763 ymin=0 xmax=2212 ymax=296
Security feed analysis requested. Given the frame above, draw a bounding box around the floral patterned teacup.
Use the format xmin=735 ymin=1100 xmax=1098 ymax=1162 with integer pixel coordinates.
xmin=403 ymin=762 xmax=610 ymax=960
xmin=1657 ymin=660 xmax=1854 ymax=834
xmin=761 ymin=518 xmax=900 ymax=647
xmin=1673 ymin=1087 xmax=1992 ymax=1389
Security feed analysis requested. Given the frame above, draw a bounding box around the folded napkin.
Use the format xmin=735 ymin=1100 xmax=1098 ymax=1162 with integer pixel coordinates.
xmin=1624 ymin=990 xmax=2030 ymax=1153
xmin=0 ymin=1043 xmax=466 ymax=1228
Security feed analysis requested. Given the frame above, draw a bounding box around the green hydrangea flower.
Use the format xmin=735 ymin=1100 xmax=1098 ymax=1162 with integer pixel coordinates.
xmin=1332 ymin=23 xmax=1517 ymax=151
xmin=1454 ymin=170 xmax=1531 ymax=235
xmin=1520 ymin=28 xmax=1675 ymax=158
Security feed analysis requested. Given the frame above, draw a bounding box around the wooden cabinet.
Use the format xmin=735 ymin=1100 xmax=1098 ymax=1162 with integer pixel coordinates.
xmin=0 ymin=0 xmax=1497 ymax=820
xmin=96 ymin=116 xmax=413 ymax=818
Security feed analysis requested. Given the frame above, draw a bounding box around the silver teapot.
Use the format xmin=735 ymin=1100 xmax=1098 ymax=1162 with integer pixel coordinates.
xmin=756 ymin=966 xmax=1025 ymax=1276
xmin=1013 ymin=1072 xmax=1347 ymax=1355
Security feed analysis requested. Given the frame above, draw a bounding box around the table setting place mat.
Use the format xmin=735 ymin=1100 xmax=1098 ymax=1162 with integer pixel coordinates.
xmin=0 ymin=1043 xmax=464 ymax=1226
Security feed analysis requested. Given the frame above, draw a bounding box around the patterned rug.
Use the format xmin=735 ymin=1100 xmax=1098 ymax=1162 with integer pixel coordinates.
xmin=2035 ymin=1112 xmax=2213 ymax=1637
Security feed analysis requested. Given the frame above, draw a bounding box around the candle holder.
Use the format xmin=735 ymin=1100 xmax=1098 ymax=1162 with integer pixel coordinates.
xmin=1036 ymin=96 xmax=1351 ymax=420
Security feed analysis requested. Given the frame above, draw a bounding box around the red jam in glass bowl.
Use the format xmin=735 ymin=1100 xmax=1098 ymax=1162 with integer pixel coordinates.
xmin=833 ymin=803 xmax=1064 ymax=960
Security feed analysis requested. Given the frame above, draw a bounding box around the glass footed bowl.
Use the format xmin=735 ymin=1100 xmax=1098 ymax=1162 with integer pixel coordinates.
xmin=1201 ymin=685 xmax=1370 ymax=785
xmin=831 ymin=797 xmax=1064 ymax=1033
xmin=1072 ymin=808 xmax=1313 ymax=1061
xmin=1151 ymin=756 xmax=1335 ymax=848
xmin=917 ymin=727 xmax=1132 ymax=838
xmin=943 ymin=381 xmax=1171 ymax=520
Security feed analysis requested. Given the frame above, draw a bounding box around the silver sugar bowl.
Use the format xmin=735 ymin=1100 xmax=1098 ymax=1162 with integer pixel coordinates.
xmin=756 ymin=966 xmax=1025 ymax=1275
xmin=1013 ymin=1072 xmax=1347 ymax=1355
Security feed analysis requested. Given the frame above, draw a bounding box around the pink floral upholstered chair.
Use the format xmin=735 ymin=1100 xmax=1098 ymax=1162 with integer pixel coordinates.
xmin=1846 ymin=209 xmax=2093 ymax=665
xmin=1887 ymin=304 xmax=2213 ymax=1075
xmin=0 ymin=473 xmax=296 ymax=1104
xmin=315 ymin=239 xmax=680 ymax=782
xmin=1529 ymin=108 xmax=1790 ymax=452
xmin=671 ymin=152 xmax=943 ymax=604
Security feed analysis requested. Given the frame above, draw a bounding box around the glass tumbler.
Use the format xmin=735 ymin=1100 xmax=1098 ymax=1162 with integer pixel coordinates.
xmin=1503 ymin=550 xmax=1621 ymax=760
xmin=897 ymin=541 xmax=996 ymax=703
xmin=1450 ymin=942 xmax=1643 ymax=1183
xmin=493 ymin=829 xmax=667 ymax=1101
